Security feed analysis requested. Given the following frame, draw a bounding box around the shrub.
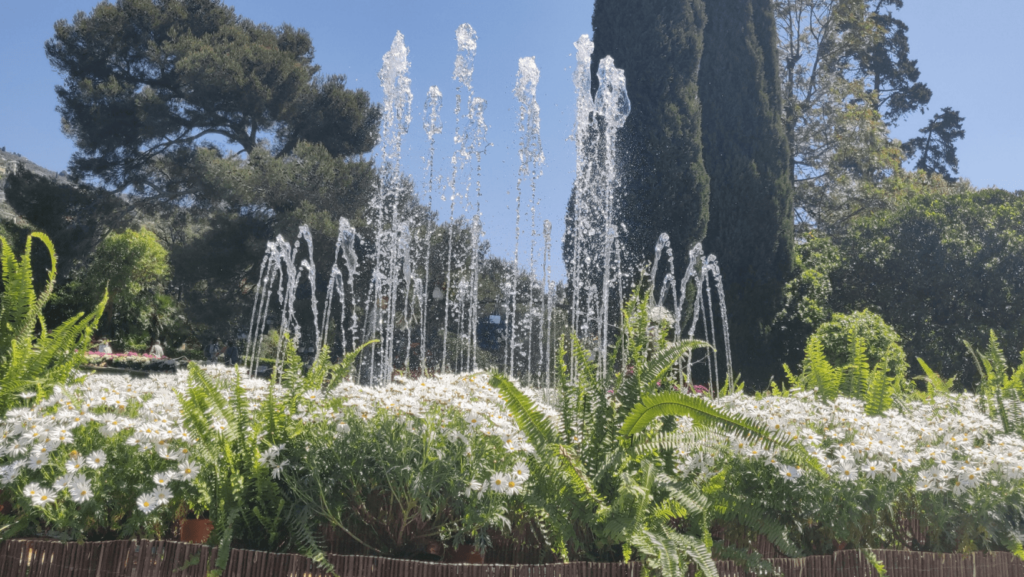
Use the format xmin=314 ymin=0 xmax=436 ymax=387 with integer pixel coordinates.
xmin=812 ymin=310 xmax=909 ymax=384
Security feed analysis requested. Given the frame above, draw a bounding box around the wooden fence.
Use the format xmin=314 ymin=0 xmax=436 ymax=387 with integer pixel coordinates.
xmin=1 ymin=539 xmax=1022 ymax=577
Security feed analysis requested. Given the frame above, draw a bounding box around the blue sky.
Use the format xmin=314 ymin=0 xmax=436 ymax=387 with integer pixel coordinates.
xmin=1 ymin=0 xmax=1021 ymax=281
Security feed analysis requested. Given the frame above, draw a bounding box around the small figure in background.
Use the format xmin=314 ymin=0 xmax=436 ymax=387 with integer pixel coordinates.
xmin=205 ymin=339 xmax=219 ymax=362
xmin=149 ymin=340 xmax=164 ymax=357
xmin=96 ymin=340 xmax=113 ymax=354
xmin=222 ymin=340 xmax=239 ymax=366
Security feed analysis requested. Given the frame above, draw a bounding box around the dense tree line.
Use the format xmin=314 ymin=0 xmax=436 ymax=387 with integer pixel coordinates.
xmin=581 ymin=0 xmax=996 ymax=386
xmin=3 ymin=0 xmax=1011 ymax=386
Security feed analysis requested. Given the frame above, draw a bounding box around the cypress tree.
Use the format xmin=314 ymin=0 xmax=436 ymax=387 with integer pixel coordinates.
xmin=699 ymin=0 xmax=795 ymax=383
xmin=585 ymin=0 xmax=711 ymax=270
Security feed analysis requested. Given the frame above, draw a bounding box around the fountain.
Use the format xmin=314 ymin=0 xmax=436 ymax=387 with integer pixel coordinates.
xmin=244 ymin=26 xmax=733 ymax=392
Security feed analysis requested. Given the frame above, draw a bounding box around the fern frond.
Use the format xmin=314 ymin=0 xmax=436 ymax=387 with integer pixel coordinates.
xmin=864 ymin=362 xmax=895 ymax=416
xmin=712 ymin=493 xmax=802 ymax=558
xmin=631 ymin=523 xmax=717 ymax=577
xmin=711 ymin=542 xmax=780 ymax=577
xmin=654 ymin=472 xmax=709 ymax=516
xmin=842 ymin=333 xmax=870 ymax=400
xmin=489 ymin=372 xmax=556 ymax=447
xmin=622 ymin=339 xmax=708 ymax=409
xmin=621 ymin=392 xmax=777 ymax=445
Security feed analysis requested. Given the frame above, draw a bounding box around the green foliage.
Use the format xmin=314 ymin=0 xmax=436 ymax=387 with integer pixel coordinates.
xmin=177 ymin=337 xmax=371 ymax=573
xmin=770 ymin=233 xmax=841 ymax=369
xmin=830 ymin=185 xmax=1024 ymax=380
xmin=282 ymin=386 xmax=517 ymax=561
xmin=903 ymin=107 xmax=966 ymax=182
xmin=43 ymin=0 xmax=387 ymax=338
xmin=0 ymin=233 xmax=106 ymax=417
xmin=776 ymin=0 xmax=939 ymax=233
xmin=45 ymin=0 xmax=379 ymax=194
xmin=700 ymin=0 xmax=796 ymax=386
xmin=62 ymin=228 xmax=174 ymax=345
xmin=812 ymin=310 xmax=908 ymax=385
xmin=490 ymin=287 xmax=801 ymax=576
xmin=584 ymin=0 xmax=710 ymax=267
xmin=785 ymin=330 xmax=899 ymax=416
xmin=2 ymin=167 xmax=126 ymax=287
xmin=966 ymin=332 xmax=1024 ymax=436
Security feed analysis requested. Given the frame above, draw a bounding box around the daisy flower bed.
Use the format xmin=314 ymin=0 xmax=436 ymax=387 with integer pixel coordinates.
xmin=2 ymin=364 xmax=1023 ymax=558
xmin=690 ymin=391 xmax=1024 ymax=554
xmin=0 ymin=367 xmax=548 ymax=554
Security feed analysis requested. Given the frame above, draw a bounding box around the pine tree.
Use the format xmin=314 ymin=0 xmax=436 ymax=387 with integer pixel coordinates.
xmin=587 ymin=0 xmax=710 ymax=269
xmin=903 ymin=107 xmax=966 ymax=182
xmin=699 ymin=0 xmax=795 ymax=383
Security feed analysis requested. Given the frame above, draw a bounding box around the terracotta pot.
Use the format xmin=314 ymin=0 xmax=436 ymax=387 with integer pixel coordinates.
xmin=180 ymin=518 xmax=213 ymax=544
xmin=447 ymin=544 xmax=485 ymax=564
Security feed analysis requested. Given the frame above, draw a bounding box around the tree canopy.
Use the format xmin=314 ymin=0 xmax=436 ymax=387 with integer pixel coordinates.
xmin=903 ymin=107 xmax=966 ymax=181
xmin=46 ymin=0 xmax=379 ymax=195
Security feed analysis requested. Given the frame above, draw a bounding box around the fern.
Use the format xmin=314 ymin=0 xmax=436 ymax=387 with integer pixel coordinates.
xmin=0 ymin=233 xmax=106 ymax=416
xmin=915 ymin=358 xmax=955 ymax=400
xmin=491 ymin=373 xmax=557 ymax=447
xmin=965 ymin=332 xmax=1024 ymax=434
xmin=620 ymin=391 xmax=786 ymax=449
xmin=841 ymin=333 xmax=870 ymax=400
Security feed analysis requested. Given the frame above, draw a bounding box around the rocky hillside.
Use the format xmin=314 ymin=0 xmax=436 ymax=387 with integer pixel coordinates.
xmin=0 ymin=148 xmax=73 ymax=227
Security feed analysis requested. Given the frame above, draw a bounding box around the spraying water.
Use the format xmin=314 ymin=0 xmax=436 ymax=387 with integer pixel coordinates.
xmin=241 ymin=28 xmax=732 ymax=395
xmin=421 ymin=85 xmax=443 ymax=372
xmin=364 ymin=31 xmax=414 ymax=383
xmin=509 ymin=56 xmax=544 ymax=381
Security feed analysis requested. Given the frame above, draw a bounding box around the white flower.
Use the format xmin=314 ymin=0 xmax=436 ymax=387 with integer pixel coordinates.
xmin=336 ymin=422 xmax=350 ymax=435
xmin=505 ymin=476 xmax=524 ymax=495
xmin=54 ymin=473 xmax=77 ymax=490
xmin=28 ymin=452 xmax=50 ymax=470
xmin=65 ymin=454 xmax=86 ymax=473
xmin=137 ymin=492 xmax=158 ymax=513
xmin=862 ymin=461 xmax=884 ymax=479
xmin=271 ymin=460 xmax=289 ymax=480
xmin=23 ymin=482 xmax=42 ymax=499
xmin=838 ymin=462 xmax=858 ymax=482
xmin=32 ymin=488 xmax=58 ymax=507
xmin=511 ymin=461 xmax=530 ymax=481
xmin=86 ymin=450 xmax=107 ymax=469
xmin=779 ymin=465 xmax=802 ymax=482
xmin=489 ymin=473 xmax=509 ymax=492
xmin=959 ymin=470 xmax=982 ymax=489
xmin=177 ymin=460 xmax=199 ymax=481
xmin=70 ymin=478 xmax=93 ymax=503
xmin=153 ymin=487 xmax=173 ymax=505
xmin=153 ymin=472 xmax=174 ymax=485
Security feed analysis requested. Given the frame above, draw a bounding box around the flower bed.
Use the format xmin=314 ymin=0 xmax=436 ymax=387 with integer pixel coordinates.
xmin=692 ymin=391 xmax=1024 ymax=553
xmin=3 ymin=357 xmax=1024 ymax=569
xmin=83 ymin=351 xmax=179 ymax=372
xmin=0 ymin=365 xmax=546 ymax=555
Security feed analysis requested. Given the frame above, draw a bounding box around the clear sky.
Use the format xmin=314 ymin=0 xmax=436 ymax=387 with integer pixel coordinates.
xmin=1 ymin=0 xmax=1021 ymax=282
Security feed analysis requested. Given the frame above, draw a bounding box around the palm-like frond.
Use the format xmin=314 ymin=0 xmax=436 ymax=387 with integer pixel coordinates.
xmin=915 ymin=358 xmax=955 ymax=399
xmin=841 ymin=333 xmax=870 ymax=400
xmin=621 ymin=339 xmax=707 ymax=410
xmin=864 ymin=363 xmax=895 ymax=416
